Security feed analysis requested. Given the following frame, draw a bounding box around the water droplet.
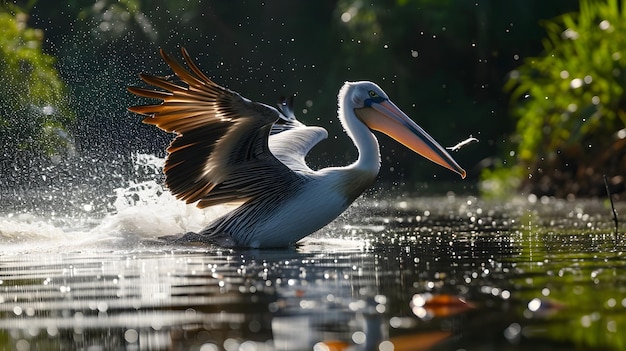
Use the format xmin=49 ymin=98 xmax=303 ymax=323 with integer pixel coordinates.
xmin=47 ymin=325 xmax=59 ymax=337
xmin=352 ymin=331 xmax=366 ymax=344
xmin=599 ymin=20 xmax=610 ymax=30
xmin=527 ymin=298 xmax=541 ymax=312
xmin=313 ymin=342 xmax=331 ymax=351
xmin=13 ymin=306 xmax=23 ymax=316
xmin=570 ymin=78 xmax=583 ymax=89
xmin=124 ymin=329 xmax=138 ymax=343
xmin=504 ymin=323 xmax=522 ymax=341
xmin=200 ymin=343 xmax=219 ymax=351
xmin=562 ymin=28 xmax=579 ymax=40
xmin=42 ymin=105 xmax=55 ymax=115
xmin=581 ymin=315 xmax=592 ymax=328
xmin=592 ymin=96 xmax=600 ymax=105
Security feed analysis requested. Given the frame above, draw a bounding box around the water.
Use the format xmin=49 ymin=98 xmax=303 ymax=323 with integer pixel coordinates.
xmin=1 ymin=162 xmax=625 ymax=350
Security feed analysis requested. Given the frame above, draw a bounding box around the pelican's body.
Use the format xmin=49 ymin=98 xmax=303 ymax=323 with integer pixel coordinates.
xmin=129 ymin=49 xmax=465 ymax=248
xmin=199 ymin=167 xmax=373 ymax=247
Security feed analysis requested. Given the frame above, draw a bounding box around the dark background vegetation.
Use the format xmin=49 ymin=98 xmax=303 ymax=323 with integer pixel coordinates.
xmin=1 ymin=0 xmax=624 ymax=199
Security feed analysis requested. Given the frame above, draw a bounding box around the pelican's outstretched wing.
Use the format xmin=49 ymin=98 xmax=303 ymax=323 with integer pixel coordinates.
xmin=269 ymin=96 xmax=328 ymax=173
xmin=128 ymin=48 xmax=303 ymax=208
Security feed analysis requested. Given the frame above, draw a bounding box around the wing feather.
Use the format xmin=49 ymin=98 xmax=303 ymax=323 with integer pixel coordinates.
xmin=266 ymin=96 xmax=328 ymax=172
xmin=128 ymin=48 xmax=303 ymax=207
xmin=269 ymin=127 xmax=327 ymax=173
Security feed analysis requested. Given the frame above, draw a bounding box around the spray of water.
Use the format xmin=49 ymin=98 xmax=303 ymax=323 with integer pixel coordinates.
xmin=0 ymin=153 xmax=232 ymax=253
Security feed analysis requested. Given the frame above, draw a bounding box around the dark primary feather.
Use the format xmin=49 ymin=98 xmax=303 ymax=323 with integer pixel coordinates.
xmin=127 ymin=48 xmax=303 ymax=208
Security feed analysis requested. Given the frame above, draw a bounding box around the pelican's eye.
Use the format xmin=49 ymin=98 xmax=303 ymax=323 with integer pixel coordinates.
xmin=364 ymin=90 xmax=384 ymax=107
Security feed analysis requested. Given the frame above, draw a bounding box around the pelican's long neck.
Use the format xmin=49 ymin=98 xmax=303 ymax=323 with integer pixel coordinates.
xmin=338 ymin=86 xmax=381 ymax=175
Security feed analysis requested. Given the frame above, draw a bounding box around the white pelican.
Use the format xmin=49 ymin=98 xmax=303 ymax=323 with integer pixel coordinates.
xmin=128 ymin=48 xmax=466 ymax=248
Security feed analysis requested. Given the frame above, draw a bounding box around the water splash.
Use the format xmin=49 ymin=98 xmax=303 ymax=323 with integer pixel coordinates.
xmin=0 ymin=153 xmax=233 ymax=253
xmin=93 ymin=179 xmax=231 ymax=244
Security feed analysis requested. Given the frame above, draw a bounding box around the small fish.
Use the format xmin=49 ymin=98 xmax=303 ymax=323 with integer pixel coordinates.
xmin=446 ymin=136 xmax=479 ymax=152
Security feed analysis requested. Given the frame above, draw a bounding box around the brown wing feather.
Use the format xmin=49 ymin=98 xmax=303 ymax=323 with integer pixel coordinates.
xmin=128 ymin=48 xmax=300 ymax=207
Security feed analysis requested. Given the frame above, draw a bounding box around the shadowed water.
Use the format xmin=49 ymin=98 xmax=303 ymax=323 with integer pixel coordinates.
xmin=0 ymin=189 xmax=625 ymax=350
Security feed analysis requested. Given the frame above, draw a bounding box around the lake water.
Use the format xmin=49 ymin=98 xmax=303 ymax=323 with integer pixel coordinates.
xmin=1 ymin=172 xmax=625 ymax=350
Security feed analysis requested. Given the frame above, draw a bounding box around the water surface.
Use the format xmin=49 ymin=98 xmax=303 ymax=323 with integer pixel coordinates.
xmin=1 ymin=192 xmax=625 ymax=351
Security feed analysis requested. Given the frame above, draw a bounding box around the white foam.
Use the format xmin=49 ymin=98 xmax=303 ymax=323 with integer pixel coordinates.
xmin=91 ymin=179 xmax=232 ymax=244
xmin=0 ymin=214 xmax=72 ymax=242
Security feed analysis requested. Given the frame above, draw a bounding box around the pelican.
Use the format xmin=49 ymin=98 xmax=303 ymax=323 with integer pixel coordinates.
xmin=128 ymin=48 xmax=466 ymax=248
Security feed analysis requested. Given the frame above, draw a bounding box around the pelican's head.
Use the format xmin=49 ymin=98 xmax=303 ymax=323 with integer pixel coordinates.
xmin=340 ymin=81 xmax=466 ymax=178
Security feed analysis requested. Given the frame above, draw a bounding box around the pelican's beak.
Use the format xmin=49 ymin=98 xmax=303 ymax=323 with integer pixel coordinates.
xmin=356 ymin=100 xmax=466 ymax=179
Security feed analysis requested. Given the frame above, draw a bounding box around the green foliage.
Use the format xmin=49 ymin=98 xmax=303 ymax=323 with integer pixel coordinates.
xmin=0 ymin=7 xmax=75 ymax=157
xmin=493 ymin=0 xmax=626 ymax=196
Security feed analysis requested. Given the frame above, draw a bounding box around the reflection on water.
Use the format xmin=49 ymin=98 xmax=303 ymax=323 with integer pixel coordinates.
xmin=0 ymin=195 xmax=625 ymax=350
